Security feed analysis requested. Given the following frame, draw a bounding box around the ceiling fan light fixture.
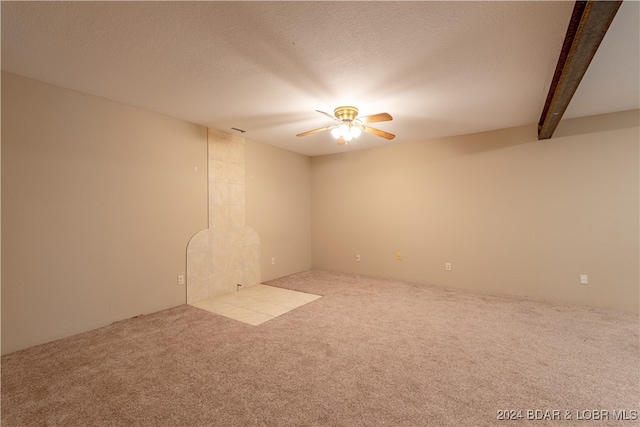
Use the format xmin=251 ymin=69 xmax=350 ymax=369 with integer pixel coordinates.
xmin=296 ymin=106 xmax=394 ymax=143
xmin=331 ymin=123 xmax=360 ymax=141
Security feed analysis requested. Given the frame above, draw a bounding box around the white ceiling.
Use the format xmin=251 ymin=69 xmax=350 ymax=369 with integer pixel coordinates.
xmin=2 ymin=1 xmax=638 ymax=157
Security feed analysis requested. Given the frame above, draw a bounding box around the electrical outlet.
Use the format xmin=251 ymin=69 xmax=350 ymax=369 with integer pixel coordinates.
xmin=580 ymin=274 xmax=588 ymax=285
xmin=356 ymin=254 xmax=361 ymax=262
xmin=445 ymin=262 xmax=452 ymax=271
xmin=271 ymin=258 xmax=276 ymax=265
xmin=178 ymin=275 xmax=185 ymax=286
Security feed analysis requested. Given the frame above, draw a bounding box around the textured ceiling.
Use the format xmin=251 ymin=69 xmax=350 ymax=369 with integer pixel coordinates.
xmin=2 ymin=1 xmax=638 ymax=156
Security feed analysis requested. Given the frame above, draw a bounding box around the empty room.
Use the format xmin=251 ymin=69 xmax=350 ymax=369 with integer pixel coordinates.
xmin=1 ymin=1 xmax=638 ymax=426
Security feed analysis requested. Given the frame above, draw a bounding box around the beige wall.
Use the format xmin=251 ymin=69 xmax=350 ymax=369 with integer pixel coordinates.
xmin=2 ymin=70 xmax=636 ymax=355
xmin=245 ymin=139 xmax=312 ymax=281
xmin=311 ymin=110 xmax=639 ymax=312
xmin=1 ymin=72 xmax=208 ymax=354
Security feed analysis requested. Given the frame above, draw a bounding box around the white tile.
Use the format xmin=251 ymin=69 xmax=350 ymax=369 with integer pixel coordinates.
xmin=191 ymin=284 xmax=321 ymax=326
xmin=212 ymin=306 xmax=256 ymax=320
xmin=238 ymin=301 xmax=274 ymax=312
xmin=191 ymin=299 xmax=235 ymax=312
xmin=275 ymin=298 xmax=307 ymax=309
xmin=255 ymin=305 xmax=293 ymax=317
xmin=239 ymin=312 xmax=273 ymax=326
xmin=295 ymin=294 xmax=322 ymax=303
xmin=215 ymin=293 xmax=245 ymax=304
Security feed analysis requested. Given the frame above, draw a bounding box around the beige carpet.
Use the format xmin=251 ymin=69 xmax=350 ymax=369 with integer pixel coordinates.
xmin=2 ymin=270 xmax=638 ymax=426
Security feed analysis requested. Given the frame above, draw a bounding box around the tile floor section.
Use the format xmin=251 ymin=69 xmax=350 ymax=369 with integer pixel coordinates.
xmin=189 ymin=284 xmax=321 ymax=326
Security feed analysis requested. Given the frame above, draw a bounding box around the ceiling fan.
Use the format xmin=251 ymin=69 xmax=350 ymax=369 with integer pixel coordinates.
xmin=296 ymin=106 xmax=395 ymax=145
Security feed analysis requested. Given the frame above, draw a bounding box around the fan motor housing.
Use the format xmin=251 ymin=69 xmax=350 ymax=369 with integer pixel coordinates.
xmin=334 ymin=106 xmax=359 ymax=122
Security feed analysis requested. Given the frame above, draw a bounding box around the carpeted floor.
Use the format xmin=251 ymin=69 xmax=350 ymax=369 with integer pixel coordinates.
xmin=2 ymin=270 xmax=638 ymax=426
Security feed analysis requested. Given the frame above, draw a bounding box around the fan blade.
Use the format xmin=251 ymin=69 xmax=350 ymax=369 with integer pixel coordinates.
xmin=316 ymin=110 xmax=340 ymax=122
xmin=358 ymin=112 xmax=392 ymax=124
xmin=296 ymin=125 xmax=336 ymax=137
xmin=362 ymin=126 xmax=395 ymax=140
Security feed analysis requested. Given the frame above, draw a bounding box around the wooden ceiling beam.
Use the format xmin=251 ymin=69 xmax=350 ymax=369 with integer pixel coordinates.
xmin=538 ymin=0 xmax=622 ymax=140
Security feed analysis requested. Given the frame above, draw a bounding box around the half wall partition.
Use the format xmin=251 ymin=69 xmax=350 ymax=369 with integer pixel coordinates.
xmin=186 ymin=129 xmax=261 ymax=303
